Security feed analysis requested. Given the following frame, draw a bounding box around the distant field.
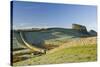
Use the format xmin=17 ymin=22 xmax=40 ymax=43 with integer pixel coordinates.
xmin=13 ymin=37 xmax=97 ymax=66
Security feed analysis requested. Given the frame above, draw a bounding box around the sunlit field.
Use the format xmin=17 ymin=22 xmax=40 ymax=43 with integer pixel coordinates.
xmin=13 ymin=37 xmax=97 ymax=66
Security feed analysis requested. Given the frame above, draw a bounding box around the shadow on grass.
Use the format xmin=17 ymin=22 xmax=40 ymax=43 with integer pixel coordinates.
xmin=13 ymin=56 xmax=30 ymax=63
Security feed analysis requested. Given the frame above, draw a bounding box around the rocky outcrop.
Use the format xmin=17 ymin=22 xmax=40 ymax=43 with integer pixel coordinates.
xmin=89 ymin=30 xmax=97 ymax=36
xmin=72 ymin=24 xmax=87 ymax=31
xmin=72 ymin=24 xmax=88 ymax=34
xmin=72 ymin=24 xmax=97 ymax=36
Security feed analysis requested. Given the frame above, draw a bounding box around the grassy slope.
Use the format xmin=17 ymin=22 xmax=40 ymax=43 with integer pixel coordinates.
xmin=13 ymin=37 xmax=97 ymax=66
xmin=22 ymin=28 xmax=81 ymax=46
xmin=13 ymin=28 xmax=89 ymax=50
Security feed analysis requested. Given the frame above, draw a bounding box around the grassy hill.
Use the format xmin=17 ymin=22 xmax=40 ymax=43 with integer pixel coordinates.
xmin=12 ymin=24 xmax=97 ymax=66
xmin=13 ymin=37 xmax=97 ymax=66
xmin=20 ymin=28 xmax=90 ymax=49
xmin=12 ymin=28 xmax=83 ymax=50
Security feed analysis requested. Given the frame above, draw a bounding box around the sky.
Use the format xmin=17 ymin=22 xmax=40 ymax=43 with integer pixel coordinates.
xmin=12 ymin=1 xmax=97 ymax=31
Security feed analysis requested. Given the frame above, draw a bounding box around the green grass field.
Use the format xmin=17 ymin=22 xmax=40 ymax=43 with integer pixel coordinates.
xmin=13 ymin=43 xmax=97 ymax=66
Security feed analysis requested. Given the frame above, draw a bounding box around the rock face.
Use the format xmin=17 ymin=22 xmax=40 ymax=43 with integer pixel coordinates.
xmin=72 ymin=24 xmax=89 ymax=35
xmin=89 ymin=30 xmax=97 ymax=36
xmin=72 ymin=24 xmax=87 ymax=31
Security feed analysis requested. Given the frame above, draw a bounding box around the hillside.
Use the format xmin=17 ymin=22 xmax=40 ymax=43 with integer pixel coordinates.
xmin=13 ymin=24 xmax=97 ymax=50
xmin=14 ymin=28 xmax=90 ymax=49
xmin=12 ymin=24 xmax=97 ymax=66
xmin=13 ymin=37 xmax=97 ymax=66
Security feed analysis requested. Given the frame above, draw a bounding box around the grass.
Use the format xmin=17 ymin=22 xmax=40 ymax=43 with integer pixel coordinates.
xmin=12 ymin=27 xmax=97 ymax=66
xmin=13 ymin=44 xmax=97 ymax=66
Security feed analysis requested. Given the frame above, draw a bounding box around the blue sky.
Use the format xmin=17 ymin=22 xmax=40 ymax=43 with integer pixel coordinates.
xmin=12 ymin=1 xmax=97 ymax=31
